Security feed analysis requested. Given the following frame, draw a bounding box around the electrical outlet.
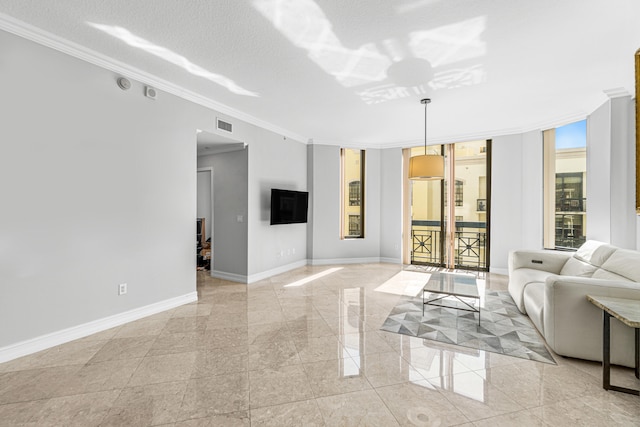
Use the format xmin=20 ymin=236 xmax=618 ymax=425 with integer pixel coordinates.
xmin=118 ymin=283 xmax=127 ymax=295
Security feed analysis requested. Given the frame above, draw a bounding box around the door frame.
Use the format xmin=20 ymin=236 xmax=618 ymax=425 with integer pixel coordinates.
xmin=197 ymin=166 xmax=214 ymax=273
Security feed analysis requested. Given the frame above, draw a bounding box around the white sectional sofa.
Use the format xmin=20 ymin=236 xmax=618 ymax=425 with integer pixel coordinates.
xmin=508 ymin=240 xmax=640 ymax=367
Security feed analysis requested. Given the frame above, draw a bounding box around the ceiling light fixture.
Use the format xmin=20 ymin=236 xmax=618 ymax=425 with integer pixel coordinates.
xmin=409 ymin=98 xmax=444 ymax=180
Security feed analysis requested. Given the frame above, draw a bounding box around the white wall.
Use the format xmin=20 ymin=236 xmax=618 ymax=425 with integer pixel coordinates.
xmin=520 ymin=131 xmax=544 ymax=249
xmin=490 ymin=131 xmax=543 ymax=273
xmin=587 ymin=95 xmax=637 ymax=249
xmin=0 ymin=29 xmax=308 ymax=355
xmin=491 ymin=134 xmax=524 ymax=273
xmin=0 ymin=30 xmax=206 ymax=348
xmin=308 ymin=144 xmax=383 ymax=264
xmin=197 ymin=149 xmax=248 ymax=279
xmin=587 ymin=101 xmax=612 ymax=242
xmin=246 ymin=135 xmax=308 ymax=281
xmin=609 ymin=96 xmax=636 ymax=249
xmin=379 ymin=148 xmax=403 ymax=263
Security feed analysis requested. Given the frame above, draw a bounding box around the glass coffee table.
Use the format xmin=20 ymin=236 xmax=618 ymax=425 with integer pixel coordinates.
xmin=422 ymin=273 xmax=480 ymax=325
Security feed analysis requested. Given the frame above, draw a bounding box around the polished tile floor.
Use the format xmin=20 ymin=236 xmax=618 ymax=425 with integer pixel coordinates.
xmin=1 ymin=263 xmax=639 ymax=426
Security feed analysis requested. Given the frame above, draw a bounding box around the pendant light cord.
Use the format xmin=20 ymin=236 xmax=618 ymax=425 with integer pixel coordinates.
xmin=422 ymin=98 xmax=430 ymax=155
xmin=424 ymin=99 xmax=427 ymax=155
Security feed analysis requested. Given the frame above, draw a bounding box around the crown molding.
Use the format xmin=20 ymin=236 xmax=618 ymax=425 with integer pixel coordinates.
xmin=0 ymin=12 xmax=308 ymax=144
xmin=603 ymin=87 xmax=631 ymax=99
xmin=310 ymin=108 xmax=591 ymax=150
xmin=310 ymin=116 xmax=587 ymax=150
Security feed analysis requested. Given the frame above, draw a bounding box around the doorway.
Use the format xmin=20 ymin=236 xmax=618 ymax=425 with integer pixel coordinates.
xmin=403 ymin=140 xmax=491 ymax=271
xmin=197 ymin=167 xmax=213 ymax=271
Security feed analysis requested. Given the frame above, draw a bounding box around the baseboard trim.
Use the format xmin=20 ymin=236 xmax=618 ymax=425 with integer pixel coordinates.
xmin=380 ymin=257 xmax=402 ymax=264
xmin=490 ymin=267 xmax=509 ymax=276
xmin=0 ymin=292 xmax=198 ymax=364
xmin=310 ymin=257 xmax=383 ymax=265
xmin=210 ymin=270 xmax=248 ymax=283
xmin=247 ymin=260 xmax=309 ymax=284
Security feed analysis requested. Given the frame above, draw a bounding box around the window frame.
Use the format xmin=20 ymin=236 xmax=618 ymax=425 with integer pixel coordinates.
xmin=340 ymin=148 xmax=365 ymax=239
xmin=543 ymin=125 xmax=587 ymax=250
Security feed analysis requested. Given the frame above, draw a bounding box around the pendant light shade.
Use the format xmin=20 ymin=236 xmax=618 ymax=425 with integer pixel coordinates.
xmin=409 ymin=154 xmax=444 ymax=180
xmin=409 ymin=98 xmax=444 ymax=180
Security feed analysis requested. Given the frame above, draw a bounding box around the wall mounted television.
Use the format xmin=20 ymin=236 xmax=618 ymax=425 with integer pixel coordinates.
xmin=270 ymin=189 xmax=308 ymax=225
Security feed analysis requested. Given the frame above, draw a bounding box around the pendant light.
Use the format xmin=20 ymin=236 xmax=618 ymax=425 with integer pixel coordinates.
xmin=409 ymin=98 xmax=444 ymax=180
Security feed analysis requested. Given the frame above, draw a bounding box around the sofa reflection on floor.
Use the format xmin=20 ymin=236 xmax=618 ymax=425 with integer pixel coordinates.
xmin=508 ymin=240 xmax=640 ymax=367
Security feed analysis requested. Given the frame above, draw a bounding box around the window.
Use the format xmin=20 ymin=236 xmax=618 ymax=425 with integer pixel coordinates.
xmin=349 ymin=181 xmax=361 ymax=206
xmin=348 ymin=215 xmax=361 ymax=235
xmin=444 ymin=179 xmax=464 ymax=207
xmin=544 ymin=120 xmax=587 ymax=249
xmin=454 ymin=180 xmax=464 ymax=207
xmin=404 ymin=140 xmax=490 ymax=270
xmin=341 ymin=148 xmax=365 ymax=238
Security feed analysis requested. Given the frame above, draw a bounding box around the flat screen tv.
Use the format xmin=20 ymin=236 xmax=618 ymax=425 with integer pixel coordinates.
xmin=270 ymin=189 xmax=308 ymax=225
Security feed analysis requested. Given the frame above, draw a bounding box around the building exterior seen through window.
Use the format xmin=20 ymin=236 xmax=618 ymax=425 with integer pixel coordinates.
xmin=349 ymin=215 xmax=361 ymax=235
xmin=341 ymin=148 xmax=365 ymax=238
xmin=454 ymin=180 xmax=464 ymax=207
xmin=544 ymin=120 xmax=587 ymax=249
xmin=408 ymin=140 xmax=489 ymax=270
xmin=349 ymin=181 xmax=361 ymax=206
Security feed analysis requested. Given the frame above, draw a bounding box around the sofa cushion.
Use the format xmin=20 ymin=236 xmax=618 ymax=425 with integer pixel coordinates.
xmin=572 ymin=240 xmax=617 ymax=267
xmin=509 ymin=268 xmax=557 ymax=313
xmin=559 ymin=257 xmax=597 ymax=277
xmin=596 ymin=249 xmax=640 ymax=282
xmin=591 ymin=268 xmax=632 ymax=282
xmin=523 ymin=282 xmax=544 ymax=335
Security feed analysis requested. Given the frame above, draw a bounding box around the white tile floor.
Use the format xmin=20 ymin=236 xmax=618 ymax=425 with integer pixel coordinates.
xmin=0 ymin=263 xmax=638 ymax=426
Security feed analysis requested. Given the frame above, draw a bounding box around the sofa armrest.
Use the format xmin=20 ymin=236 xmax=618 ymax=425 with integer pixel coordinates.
xmin=508 ymin=249 xmax=572 ymax=275
xmin=543 ymin=276 xmax=640 ymax=367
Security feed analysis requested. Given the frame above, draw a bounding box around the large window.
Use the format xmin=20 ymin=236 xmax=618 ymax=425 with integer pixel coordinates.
xmin=405 ymin=140 xmax=490 ymax=270
xmin=341 ymin=148 xmax=365 ymax=238
xmin=544 ymin=120 xmax=587 ymax=249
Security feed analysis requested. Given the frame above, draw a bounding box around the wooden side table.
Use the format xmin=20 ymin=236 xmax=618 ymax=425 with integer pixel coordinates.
xmin=587 ymin=295 xmax=640 ymax=395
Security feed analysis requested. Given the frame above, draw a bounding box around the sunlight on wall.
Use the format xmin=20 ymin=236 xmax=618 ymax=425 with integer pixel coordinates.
xmin=87 ymin=23 xmax=259 ymax=97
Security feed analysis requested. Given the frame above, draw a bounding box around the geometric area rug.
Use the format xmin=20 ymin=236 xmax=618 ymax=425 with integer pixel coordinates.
xmin=380 ymin=290 xmax=556 ymax=364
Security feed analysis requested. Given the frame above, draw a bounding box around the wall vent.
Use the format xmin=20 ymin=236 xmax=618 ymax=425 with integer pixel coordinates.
xmin=217 ymin=118 xmax=233 ymax=133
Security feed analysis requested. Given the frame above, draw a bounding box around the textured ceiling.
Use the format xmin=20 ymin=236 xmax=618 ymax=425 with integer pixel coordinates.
xmin=1 ymin=0 xmax=638 ymax=147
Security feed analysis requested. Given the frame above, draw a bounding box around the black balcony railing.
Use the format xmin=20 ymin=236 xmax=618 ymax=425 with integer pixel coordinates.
xmin=411 ymin=221 xmax=487 ymax=270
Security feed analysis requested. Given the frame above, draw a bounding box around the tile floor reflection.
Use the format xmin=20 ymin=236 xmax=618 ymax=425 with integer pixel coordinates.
xmin=0 ymin=263 xmax=639 ymax=426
